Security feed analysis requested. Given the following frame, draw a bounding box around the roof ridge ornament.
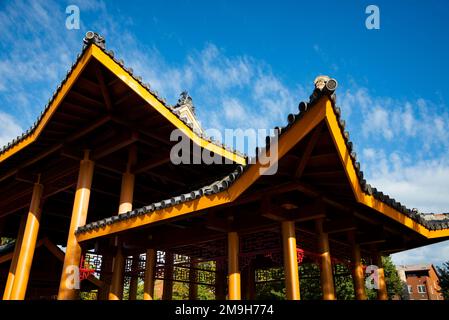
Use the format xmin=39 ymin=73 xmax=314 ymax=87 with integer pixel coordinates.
xmin=83 ymin=31 xmax=106 ymax=49
xmin=310 ymin=75 xmax=338 ymax=103
xmin=175 ymin=91 xmax=195 ymax=113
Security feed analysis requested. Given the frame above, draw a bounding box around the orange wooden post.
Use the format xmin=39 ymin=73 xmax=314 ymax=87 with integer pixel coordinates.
xmin=58 ymin=151 xmax=94 ymax=300
xmin=375 ymin=252 xmax=388 ymax=300
xmin=282 ymin=220 xmax=301 ymax=300
xmin=10 ymin=179 xmax=44 ymax=300
xmin=316 ymin=219 xmax=336 ymax=300
xmin=228 ymin=231 xmax=241 ymax=300
xmin=109 ymin=147 xmax=136 ymax=300
xmin=349 ymin=232 xmax=367 ymax=300
xmin=143 ymin=249 xmax=156 ymax=300
xmin=3 ymin=215 xmax=26 ymax=300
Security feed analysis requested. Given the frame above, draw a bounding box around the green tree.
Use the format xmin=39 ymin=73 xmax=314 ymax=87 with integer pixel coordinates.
xmin=256 ymin=281 xmax=285 ymax=300
xmin=334 ymin=263 xmax=355 ymax=300
xmin=298 ymin=263 xmax=321 ymax=300
xmin=382 ymin=256 xmax=404 ymax=299
xmin=436 ymin=261 xmax=449 ymax=299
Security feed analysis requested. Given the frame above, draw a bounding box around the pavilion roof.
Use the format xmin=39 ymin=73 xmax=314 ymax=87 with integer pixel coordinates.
xmin=0 ymin=32 xmax=246 ymax=165
xmin=76 ymin=83 xmax=449 ymax=241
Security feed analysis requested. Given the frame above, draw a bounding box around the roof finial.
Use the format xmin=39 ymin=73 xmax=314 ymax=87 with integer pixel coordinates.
xmin=309 ymin=75 xmax=338 ymax=103
xmin=83 ymin=31 xmax=106 ymax=49
xmin=175 ymin=91 xmax=195 ymax=113
xmin=314 ymin=75 xmax=338 ymax=93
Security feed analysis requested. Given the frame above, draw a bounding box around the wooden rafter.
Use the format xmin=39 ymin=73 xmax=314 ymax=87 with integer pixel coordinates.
xmin=133 ymin=153 xmax=171 ymax=174
xmin=95 ymin=66 xmax=113 ymax=111
xmin=294 ymin=123 xmax=324 ymax=178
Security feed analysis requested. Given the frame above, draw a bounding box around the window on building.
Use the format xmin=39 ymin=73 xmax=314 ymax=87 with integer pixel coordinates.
xmin=417 ymin=285 xmax=426 ymax=293
xmin=408 ymin=285 xmax=412 ymax=293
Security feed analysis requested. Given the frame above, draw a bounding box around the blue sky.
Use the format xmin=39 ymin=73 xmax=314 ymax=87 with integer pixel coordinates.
xmin=0 ymin=0 xmax=449 ymax=266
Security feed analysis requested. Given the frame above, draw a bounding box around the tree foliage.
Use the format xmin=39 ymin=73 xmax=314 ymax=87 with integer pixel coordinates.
xmin=436 ymin=261 xmax=449 ymax=299
xmin=382 ymin=256 xmax=404 ymax=299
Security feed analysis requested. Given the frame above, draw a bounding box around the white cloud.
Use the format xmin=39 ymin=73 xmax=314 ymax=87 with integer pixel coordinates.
xmin=363 ymin=106 xmax=394 ymax=140
xmin=392 ymin=240 xmax=449 ymax=267
xmin=0 ymin=112 xmax=23 ymax=147
xmin=343 ymin=86 xmax=449 ymax=266
xmin=366 ymin=155 xmax=449 ymax=213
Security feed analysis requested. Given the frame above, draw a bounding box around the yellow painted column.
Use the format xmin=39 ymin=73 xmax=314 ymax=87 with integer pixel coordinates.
xmin=10 ymin=180 xmax=43 ymax=300
xmin=128 ymin=255 xmax=140 ymax=300
xmin=109 ymin=148 xmax=136 ymax=300
xmin=228 ymin=231 xmax=241 ymax=300
xmin=350 ymin=233 xmax=367 ymax=300
xmin=316 ymin=219 xmax=336 ymax=300
xmin=143 ymin=249 xmax=156 ymax=300
xmin=58 ymin=151 xmax=94 ymax=300
xmin=162 ymin=252 xmax=174 ymax=300
xmin=3 ymin=215 xmax=26 ymax=300
xmin=282 ymin=220 xmax=301 ymax=300
xmin=375 ymin=252 xmax=388 ymax=300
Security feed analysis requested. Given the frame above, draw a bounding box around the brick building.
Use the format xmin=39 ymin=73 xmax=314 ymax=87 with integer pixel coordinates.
xmin=397 ymin=264 xmax=444 ymax=300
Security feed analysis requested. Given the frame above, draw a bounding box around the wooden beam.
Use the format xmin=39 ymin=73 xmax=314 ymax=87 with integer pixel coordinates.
xmin=204 ymin=216 xmax=231 ymax=233
xmin=68 ymin=90 xmax=106 ymax=109
xmin=307 ymin=153 xmax=339 ymax=167
xmin=0 ymin=115 xmax=110 ymax=184
xmin=133 ymin=153 xmax=171 ymax=174
xmin=358 ymin=227 xmax=386 ymax=245
xmin=111 ymin=116 xmax=170 ymax=146
xmin=113 ymin=91 xmax=135 ymax=107
xmin=324 ymin=218 xmax=357 ymax=234
xmin=261 ymin=199 xmax=326 ymax=222
xmin=294 ymin=123 xmax=323 ymax=178
xmin=92 ymin=131 xmax=139 ymax=160
xmin=142 ymin=170 xmax=186 ymax=188
xmin=95 ymin=66 xmax=112 ymax=111
xmin=302 ymin=170 xmax=346 ymax=179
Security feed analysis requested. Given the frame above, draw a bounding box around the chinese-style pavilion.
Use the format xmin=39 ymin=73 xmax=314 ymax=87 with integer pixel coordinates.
xmin=1 ymin=32 xmax=448 ymax=300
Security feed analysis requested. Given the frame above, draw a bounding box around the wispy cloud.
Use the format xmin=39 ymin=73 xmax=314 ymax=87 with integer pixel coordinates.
xmin=392 ymin=241 xmax=449 ymax=267
xmin=0 ymin=112 xmax=23 ymax=147
xmin=341 ymin=85 xmax=449 ymax=266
